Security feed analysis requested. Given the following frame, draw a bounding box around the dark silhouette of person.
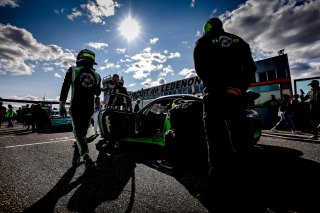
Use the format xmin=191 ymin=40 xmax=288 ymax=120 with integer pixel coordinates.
xmin=300 ymin=79 xmax=320 ymax=140
xmin=134 ymin=99 xmax=141 ymax=112
xmin=193 ymin=17 xmax=256 ymax=211
xmin=0 ymin=101 xmax=6 ymax=128
xmin=59 ymin=49 xmax=101 ymax=168
xmin=271 ymin=94 xmax=301 ymax=134
xmin=263 ymin=94 xmax=280 ymax=127
xmin=101 ymin=74 xmax=131 ymax=151
xmin=290 ymin=94 xmax=303 ymax=130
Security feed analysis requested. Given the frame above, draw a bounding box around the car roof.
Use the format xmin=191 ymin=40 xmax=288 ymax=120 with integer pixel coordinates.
xmin=153 ymin=94 xmax=202 ymax=101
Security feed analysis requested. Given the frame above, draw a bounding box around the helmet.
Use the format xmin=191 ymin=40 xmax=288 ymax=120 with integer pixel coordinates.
xmin=308 ymin=79 xmax=319 ymax=86
xmin=76 ymin=49 xmax=97 ymax=65
xmin=203 ymin=17 xmax=223 ymax=34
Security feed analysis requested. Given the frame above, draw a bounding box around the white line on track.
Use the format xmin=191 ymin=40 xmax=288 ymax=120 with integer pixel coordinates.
xmin=1 ymin=139 xmax=75 ymax=149
xmin=0 ymin=135 xmax=17 ymax=139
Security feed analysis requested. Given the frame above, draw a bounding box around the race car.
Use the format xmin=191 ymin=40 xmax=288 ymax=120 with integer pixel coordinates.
xmin=48 ymin=108 xmax=72 ymax=130
xmin=97 ymin=93 xmax=262 ymax=168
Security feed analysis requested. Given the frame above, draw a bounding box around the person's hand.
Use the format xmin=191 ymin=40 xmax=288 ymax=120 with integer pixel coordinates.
xmin=59 ymin=101 xmax=67 ymax=118
xmin=225 ymin=87 xmax=242 ymax=97
xmin=299 ymin=89 xmax=305 ymax=95
xmin=224 ymin=87 xmax=242 ymax=103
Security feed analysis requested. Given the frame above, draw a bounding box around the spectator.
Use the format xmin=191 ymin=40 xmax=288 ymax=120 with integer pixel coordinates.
xmin=22 ymin=104 xmax=32 ymax=129
xmin=59 ymin=49 xmax=101 ymax=168
xmin=0 ymin=101 xmax=6 ymax=128
xmin=134 ymin=99 xmax=141 ymax=112
xmin=6 ymin=104 xmax=14 ymax=128
xmin=271 ymin=94 xmax=301 ymax=134
xmin=263 ymin=94 xmax=280 ymax=127
xmin=290 ymin=94 xmax=303 ymax=130
xmin=193 ymin=17 xmax=256 ymax=210
xmin=300 ymin=79 xmax=320 ymax=140
xmin=92 ymin=96 xmax=102 ymax=135
xmin=16 ymin=107 xmax=22 ymax=123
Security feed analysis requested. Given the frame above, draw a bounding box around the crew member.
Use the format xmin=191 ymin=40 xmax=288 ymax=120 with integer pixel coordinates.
xmin=59 ymin=49 xmax=101 ymax=168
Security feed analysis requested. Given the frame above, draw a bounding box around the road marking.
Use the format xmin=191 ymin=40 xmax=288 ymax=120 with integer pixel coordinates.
xmin=1 ymin=139 xmax=75 ymax=149
xmin=0 ymin=135 xmax=17 ymax=139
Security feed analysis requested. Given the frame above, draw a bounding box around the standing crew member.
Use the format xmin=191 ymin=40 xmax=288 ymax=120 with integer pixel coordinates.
xmin=59 ymin=49 xmax=101 ymax=168
xmin=193 ymin=17 xmax=256 ymax=211
xmin=102 ymin=74 xmax=131 ymax=151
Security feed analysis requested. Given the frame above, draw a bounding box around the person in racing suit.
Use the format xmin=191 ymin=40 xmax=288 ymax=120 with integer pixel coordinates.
xmin=59 ymin=49 xmax=101 ymax=168
xmin=193 ymin=17 xmax=256 ymax=210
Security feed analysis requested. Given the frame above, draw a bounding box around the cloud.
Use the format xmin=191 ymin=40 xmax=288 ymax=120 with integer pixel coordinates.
xmin=82 ymin=0 xmax=121 ymax=24
xmin=86 ymin=42 xmax=109 ymax=50
xmin=67 ymin=8 xmax=82 ymax=20
xmin=0 ymin=0 xmax=19 ymax=8
xmin=150 ymin=38 xmax=159 ymax=45
xmin=43 ymin=66 xmax=54 ymax=72
xmin=9 ymin=95 xmax=39 ymax=101
xmin=54 ymin=73 xmax=62 ymax=78
xmin=219 ymin=0 xmax=320 ymax=79
xmin=124 ymin=47 xmax=181 ymax=80
xmin=116 ymin=48 xmax=126 ymax=54
xmin=190 ymin=0 xmax=195 ymax=8
xmin=0 ymin=24 xmax=74 ymax=76
xmin=179 ymin=68 xmax=196 ymax=78
xmin=141 ymin=78 xmax=166 ymax=88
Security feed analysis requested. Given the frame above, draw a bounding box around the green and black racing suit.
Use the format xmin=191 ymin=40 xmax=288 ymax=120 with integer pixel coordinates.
xmin=60 ymin=65 xmax=101 ymax=156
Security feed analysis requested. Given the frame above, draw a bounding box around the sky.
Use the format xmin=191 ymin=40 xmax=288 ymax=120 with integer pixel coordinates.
xmin=0 ymin=0 xmax=320 ymax=103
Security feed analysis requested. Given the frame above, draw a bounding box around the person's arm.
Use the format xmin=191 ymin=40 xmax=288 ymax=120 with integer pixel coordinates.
xmin=241 ymin=41 xmax=257 ymax=91
xmin=59 ymin=67 xmax=72 ymax=102
xmin=299 ymin=89 xmax=309 ymax=102
xmin=59 ymin=67 xmax=72 ymax=116
xmin=95 ymin=74 xmax=102 ymax=97
xmin=193 ymin=38 xmax=210 ymax=83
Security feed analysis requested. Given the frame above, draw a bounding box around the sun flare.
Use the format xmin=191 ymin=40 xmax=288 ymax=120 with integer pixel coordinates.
xmin=118 ymin=16 xmax=140 ymax=41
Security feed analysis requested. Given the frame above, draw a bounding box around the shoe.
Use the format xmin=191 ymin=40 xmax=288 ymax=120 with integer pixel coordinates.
xmin=101 ymin=141 xmax=119 ymax=152
xmin=82 ymin=154 xmax=95 ymax=168
xmin=157 ymin=160 xmax=174 ymax=170
xmin=292 ymin=130 xmax=301 ymax=134
xmin=271 ymin=128 xmax=277 ymax=133
xmin=72 ymin=158 xmax=81 ymax=167
xmin=310 ymin=135 xmax=318 ymax=140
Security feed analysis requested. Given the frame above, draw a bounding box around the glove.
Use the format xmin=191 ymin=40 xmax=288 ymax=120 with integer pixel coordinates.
xmin=59 ymin=101 xmax=67 ymax=117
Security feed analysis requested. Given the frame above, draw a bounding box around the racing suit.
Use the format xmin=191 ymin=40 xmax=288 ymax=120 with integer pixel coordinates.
xmin=59 ymin=64 xmax=101 ymax=157
xmin=193 ymin=29 xmax=256 ymax=171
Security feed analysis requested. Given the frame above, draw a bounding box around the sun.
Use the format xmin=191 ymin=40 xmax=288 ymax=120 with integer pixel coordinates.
xmin=118 ymin=16 xmax=140 ymax=41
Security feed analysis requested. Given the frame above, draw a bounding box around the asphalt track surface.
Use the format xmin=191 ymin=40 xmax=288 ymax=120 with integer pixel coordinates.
xmin=1 ymin=123 xmax=320 ymax=213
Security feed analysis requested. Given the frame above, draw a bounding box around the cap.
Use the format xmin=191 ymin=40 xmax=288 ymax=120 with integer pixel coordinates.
xmin=308 ymin=79 xmax=319 ymax=86
xmin=203 ymin=17 xmax=223 ymax=34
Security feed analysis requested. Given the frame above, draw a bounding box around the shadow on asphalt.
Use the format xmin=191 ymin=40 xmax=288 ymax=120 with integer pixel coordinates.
xmin=22 ymin=142 xmax=320 ymax=213
xmin=183 ymin=144 xmax=320 ymax=213
xmin=0 ymin=127 xmax=33 ymax=136
xmin=23 ymin=149 xmax=136 ymax=213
